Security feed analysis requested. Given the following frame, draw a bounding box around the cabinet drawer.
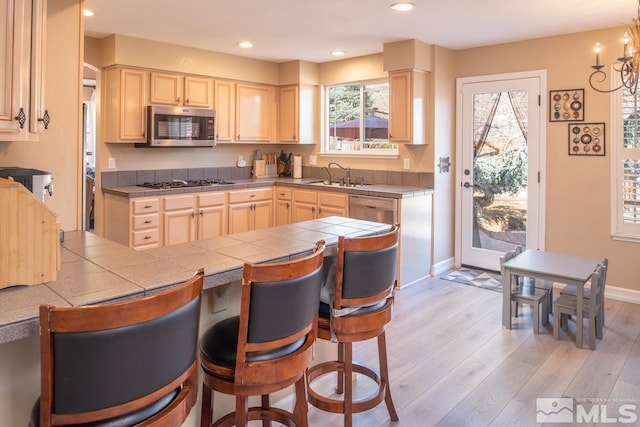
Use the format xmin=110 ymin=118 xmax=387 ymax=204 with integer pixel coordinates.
xmin=228 ymin=188 xmax=273 ymax=204
xmin=318 ymin=191 xmax=347 ymax=208
xmin=132 ymin=213 xmax=159 ymax=230
xmin=132 ymin=229 xmax=159 ymax=246
xmin=163 ymin=194 xmax=194 ymax=211
xmin=198 ymin=191 xmax=226 ymax=207
xmin=275 ymin=187 xmax=292 ymax=201
xmin=132 ymin=198 xmax=159 ymax=214
xmin=293 ymin=189 xmax=317 ymax=204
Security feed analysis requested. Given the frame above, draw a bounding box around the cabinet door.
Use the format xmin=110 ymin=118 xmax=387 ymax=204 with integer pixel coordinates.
xmin=115 ymin=68 xmax=147 ymax=142
xmin=0 ymin=0 xmax=25 ymax=136
xmin=228 ymin=202 xmax=252 ymax=234
xmin=389 ymin=70 xmax=412 ymax=143
xmin=275 ymin=199 xmax=291 ymax=225
xmin=163 ymin=209 xmax=196 ymax=245
xmin=214 ymin=80 xmax=235 ymax=141
xmin=28 ymin=0 xmax=46 ymax=134
xmin=198 ymin=205 xmax=227 ymax=239
xmin=184 ymin=76 xmax=213 ymax=108
xmin=292 ymin=201 xmax=317 ymax=222
xmin=252 ymin=200 xmax=273 ymax=230
xmin=278 ymin=85 xmax=298 ymax=142
xmin=236 ymin=83 xmax=274 ymax=141
xmin=150 ymin=72 xmax=182 ymax=106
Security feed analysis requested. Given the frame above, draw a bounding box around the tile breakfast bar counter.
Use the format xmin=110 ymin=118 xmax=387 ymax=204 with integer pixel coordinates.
xmin=0 ymin=216 xmax=392 ymax=427
xmin=0 ymin=216 xmax=391 ymax=345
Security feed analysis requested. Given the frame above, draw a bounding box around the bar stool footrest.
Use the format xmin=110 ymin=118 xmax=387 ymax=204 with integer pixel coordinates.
xmin=306 ymin=360 xmax=385 ymax=414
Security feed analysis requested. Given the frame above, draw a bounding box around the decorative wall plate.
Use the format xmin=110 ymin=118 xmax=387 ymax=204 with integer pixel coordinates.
xmin=550 ymin=89 xmax=584 ymax=122
xmin=568 ymin=122 xmax=605 ymax=156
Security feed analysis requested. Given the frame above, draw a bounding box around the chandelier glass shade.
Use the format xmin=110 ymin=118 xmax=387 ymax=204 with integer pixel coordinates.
xmin=589 ymin=2 xmax=640 ymax=94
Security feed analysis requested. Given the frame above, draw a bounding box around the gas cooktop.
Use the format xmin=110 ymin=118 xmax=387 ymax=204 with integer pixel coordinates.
xmin=138 ymin=179 xmax=235 ymax=189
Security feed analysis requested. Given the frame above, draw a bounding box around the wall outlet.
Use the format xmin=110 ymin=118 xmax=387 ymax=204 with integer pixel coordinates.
xmin=309 ymin=155 xmax=317 ymax=165
xmin=108 ymin=157 xmax=116 ymax=169
xmin=403 ymin=158 xmax=410 ymax=170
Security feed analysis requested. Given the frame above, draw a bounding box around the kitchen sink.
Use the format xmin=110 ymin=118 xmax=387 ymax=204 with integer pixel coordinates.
xmin=309 ymin=181 xmax=371 ymax=188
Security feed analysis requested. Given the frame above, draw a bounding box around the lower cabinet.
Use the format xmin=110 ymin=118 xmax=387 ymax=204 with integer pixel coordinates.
xmin=274 ymin=186 xmax=292 ymax=226
xmin=163 ymin=193 xmax=227 ymax=246
xmin=228 ymin=188 xmax=274 ymax=234
xmin=104 ymin=194 xmax=160 ymax=250
xmin=292 ymin=189 xmax=348 ymax=222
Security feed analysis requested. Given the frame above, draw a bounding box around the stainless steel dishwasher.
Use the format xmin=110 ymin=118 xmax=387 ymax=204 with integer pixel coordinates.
xmin=349 ymin=194 xmax=398 ymax=224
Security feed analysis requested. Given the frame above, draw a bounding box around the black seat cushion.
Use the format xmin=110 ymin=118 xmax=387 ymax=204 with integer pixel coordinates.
xmin=318 ymin=300 xmax=387 ymax=320
xmin=200 ymin=316 xmax=306 ymax=369
xmin=29 ymin=388 xmax=179 ymax=427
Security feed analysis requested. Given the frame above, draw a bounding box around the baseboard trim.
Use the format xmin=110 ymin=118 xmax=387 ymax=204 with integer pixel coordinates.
xmin=432 ymin=257 xmax=455 ymax=277
xmin=603 ymin=285 xmax=640 ymax=304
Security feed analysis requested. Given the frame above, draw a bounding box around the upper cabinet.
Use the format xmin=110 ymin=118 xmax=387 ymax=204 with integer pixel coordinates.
xmin=149 ymin=72 xmax=213 ymax=108
xmin=278 ymin=84 xmax=317 ymax=144
xmin=214 ymin=79 xmax=235 ymax=142
xmin=104 ymin=67 xmax=147 ymax=143
xmin=236 ymin=82 xmax=275 ymax=142
xmin=388 ymin=69 xmax=429 ymax=145
xmin=0 ymin=0 xmax=48 ymax=141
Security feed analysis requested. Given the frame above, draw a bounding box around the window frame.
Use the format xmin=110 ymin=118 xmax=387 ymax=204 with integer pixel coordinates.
xmin=610 ymin=81 xmax=640 ymax=242
xmin=321 ymin=79 xmax=398 ymax=158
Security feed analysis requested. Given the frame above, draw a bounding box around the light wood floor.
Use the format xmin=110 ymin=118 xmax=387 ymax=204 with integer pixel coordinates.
xmin=285 ymin=274 xmax=640 ymax=427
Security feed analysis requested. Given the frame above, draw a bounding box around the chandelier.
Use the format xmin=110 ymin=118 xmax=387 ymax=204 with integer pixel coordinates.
xmin=589 ymin=0 xmax=640 ymax=94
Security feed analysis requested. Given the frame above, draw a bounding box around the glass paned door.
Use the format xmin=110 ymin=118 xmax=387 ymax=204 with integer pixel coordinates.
xmin=459 ymin=76 xmax=542 ymax=270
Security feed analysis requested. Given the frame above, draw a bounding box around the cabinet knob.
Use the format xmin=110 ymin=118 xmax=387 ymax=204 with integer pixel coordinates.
xmin=144 ymin=220 xmax=152 ymax=224
xmin=191 ymin=211 xmax=196 ymax=218
xmin=237 ymin=134 xmax=240 ymax=139
xmin=144 ymin=236 xmax=151 ymax=240
xmin=37 ymin=110 xmax=50 ymax=129
xmin=199 ymin=210 xmax=203 ymax=216
xmin=14 ymin=108 xmax=26 ymax=129
xmin=176 ymin=97 xmax=181 ymax=104
xmin=144 ymin=205 xmax=152 ymax=209
xmin=185 ymin=98 xmax=190 ymax=105
xmin=286 ymin=202 xmax=290 ymax=208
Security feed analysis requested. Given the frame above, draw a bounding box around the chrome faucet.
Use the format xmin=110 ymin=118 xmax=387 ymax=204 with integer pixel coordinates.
xmin=327 ymin=162 xmax=351 ymax=186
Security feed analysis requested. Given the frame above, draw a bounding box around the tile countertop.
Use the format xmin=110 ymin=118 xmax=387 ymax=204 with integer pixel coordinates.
xmin=0 ymin=216 xmax=390 ymax=345
xmin=101 ymin=177 xmax=434 ymax=199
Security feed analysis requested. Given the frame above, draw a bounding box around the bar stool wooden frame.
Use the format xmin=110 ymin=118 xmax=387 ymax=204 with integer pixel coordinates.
xmin=200 ymin=241 xmax=325 ymax=427
xmin=306 ymin=225 xmax=400 ymax=427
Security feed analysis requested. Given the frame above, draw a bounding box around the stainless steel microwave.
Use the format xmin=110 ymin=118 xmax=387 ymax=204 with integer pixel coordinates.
xmin=140 ymin=105 xmax=216 ymax=147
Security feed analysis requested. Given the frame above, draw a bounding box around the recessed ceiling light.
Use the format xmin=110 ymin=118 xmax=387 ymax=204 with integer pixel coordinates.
xmin=331 ymin=50 xmax=346 ymax=56
xmin=83 ymin=9 xmax=95 ymax=17
xmin=238 ymin=41 xmax=253 ymax=48
xmin=390 ymin=2 xmax=415 ymax=11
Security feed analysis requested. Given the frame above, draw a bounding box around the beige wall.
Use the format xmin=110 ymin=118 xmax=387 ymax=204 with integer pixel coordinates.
xmin=455 ymin=26 xmax=638 ymax=291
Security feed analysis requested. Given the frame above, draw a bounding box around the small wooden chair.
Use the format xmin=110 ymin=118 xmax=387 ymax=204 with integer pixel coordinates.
xmin=558 ymin=257 xmax=608 ymax=337
xmin=199 ymin=241 xmax=325 ymax=427
xmin=553 ymin=263 xmax=606 ymax=350
xmin=30 ymin=269 xmax=204 ymax=427
xmin=306 ymin=224 xmax=400 ymax=427
xmin=501 ymin=246 xmax=549 ymax=333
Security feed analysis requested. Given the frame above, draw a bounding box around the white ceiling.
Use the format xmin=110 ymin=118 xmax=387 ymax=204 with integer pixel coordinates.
xmin=83 ymin=0 xmax=636 ymax=64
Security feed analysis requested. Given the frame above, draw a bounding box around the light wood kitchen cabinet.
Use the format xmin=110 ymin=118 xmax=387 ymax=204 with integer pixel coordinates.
xmin=104 ymin=194 xmax=160 ymax=249
xmin=197 ymin=192 xmax=227 ymax=239
xmin=104 ymin=67 xmax=147 ymax=143
xmin=0 ymin=0 xmax=47 ymax=141
xmin=214 ymin=79 xmax=235 ymax=141
xmin=292 ymin=188 xmax=348 ymax=222
xmin=278 ymin=84 xmax=317 ymax=144
xmin=228 ymin=187 xmax=273 ymax=234
xmin=236 ymin=82 xmax=275 ymax=142
xmin=150 ymin=72 xmax=213 ymax=108
xmin=162 ymin=192 xmax=227 ymax=245
xmin=274 ymin=186 xmax=292 ymax=225
xmin=388 ymin=69 xmax=429 ymax=145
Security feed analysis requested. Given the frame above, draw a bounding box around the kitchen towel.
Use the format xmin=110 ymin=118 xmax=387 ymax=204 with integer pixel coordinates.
xmin=293 ymin=155 xmax=302 ymax=178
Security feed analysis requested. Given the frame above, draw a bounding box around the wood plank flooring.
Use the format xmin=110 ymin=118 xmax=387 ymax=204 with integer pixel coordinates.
xmin=279 ymin=274 xmax=640 ymax=426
